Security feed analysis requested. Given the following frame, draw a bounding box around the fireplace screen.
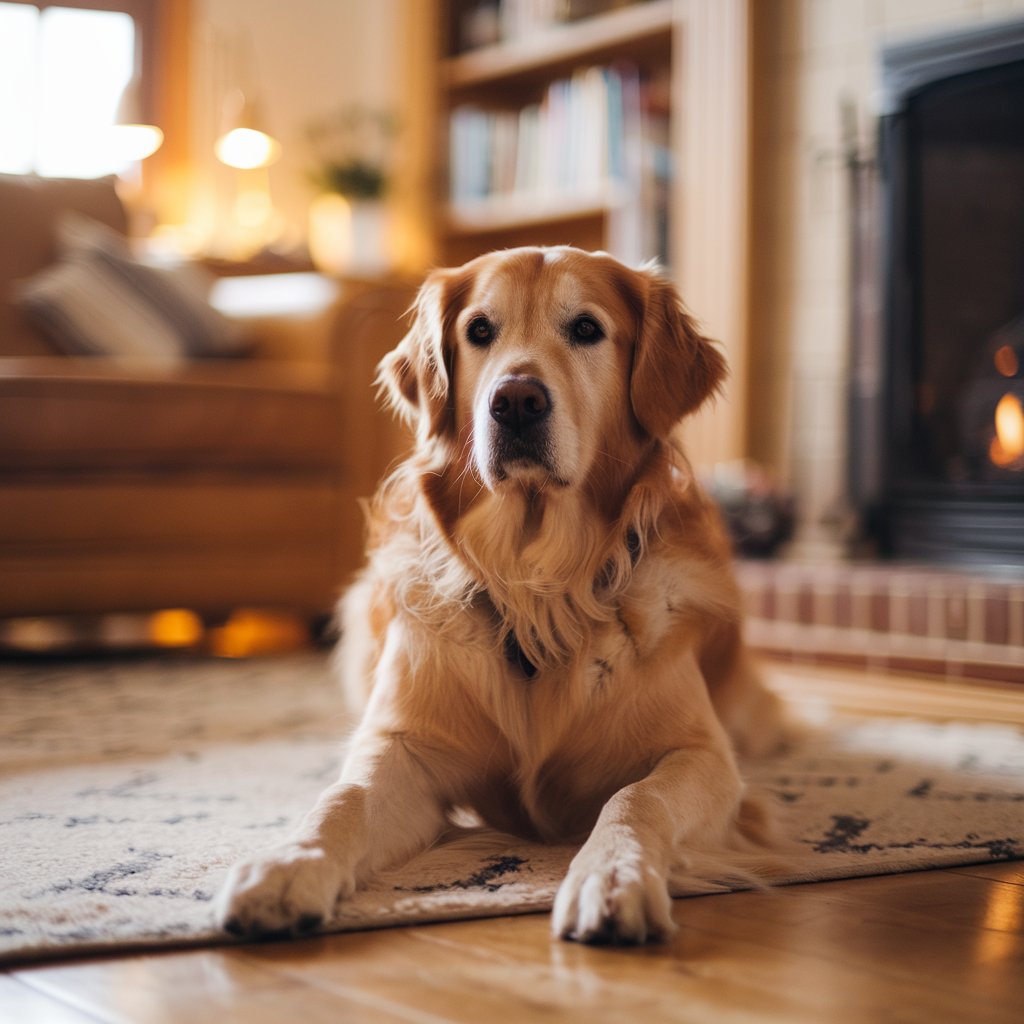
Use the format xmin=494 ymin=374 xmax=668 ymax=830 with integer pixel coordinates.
xmin=913 ymin=64 xmax=1024 ymax=483
xmin=874 ymin=21 xmax=1024 ymax=567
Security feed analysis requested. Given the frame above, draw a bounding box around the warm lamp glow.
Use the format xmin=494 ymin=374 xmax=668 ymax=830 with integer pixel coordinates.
xmin=215 ymin=126 xmax=280 ymax=170
xmin=308 ymin=192 xmax=353 ymax=274
xmin=111 ymin=73 xmax=162 ymax=163
xmin=110 ymin=122 xmax=164 ymax=162
xmin=990 ymin=392 xmax=1024 ymax=469
xmin=234 ymin=182 xmax=273 ymax=226
xmin=149 ymin=609 xmax=204 ymax=648
xmin=209 ymin=610 xmax=309 ymax=658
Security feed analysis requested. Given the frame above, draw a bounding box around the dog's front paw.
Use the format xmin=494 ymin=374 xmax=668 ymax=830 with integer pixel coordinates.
xmin=215 ymin=843 xmax=352 ymax=938
xmin=551 ymin=843 xmax=675 ymax=945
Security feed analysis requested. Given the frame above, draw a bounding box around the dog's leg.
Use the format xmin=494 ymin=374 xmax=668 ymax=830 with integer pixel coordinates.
xmin=551 ymin=740 xmax=743 ymax=945
xmin=215 ymin=729 xmax=447 ymax=937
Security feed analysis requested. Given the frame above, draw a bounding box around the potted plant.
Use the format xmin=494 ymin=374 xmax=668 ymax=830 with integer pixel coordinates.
xmin=306 ymin=106 xmax=397 ymax=275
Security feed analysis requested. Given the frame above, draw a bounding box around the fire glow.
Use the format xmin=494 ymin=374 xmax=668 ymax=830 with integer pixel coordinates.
xmin=990 ymin=392 xmax=1024 ymax=469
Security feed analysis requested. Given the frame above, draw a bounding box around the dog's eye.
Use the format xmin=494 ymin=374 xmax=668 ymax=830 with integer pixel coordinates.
xmin=467 ymin=316 xmax=495 ymax=346
xmin=569 ymin=315 xmax=604 ymax=345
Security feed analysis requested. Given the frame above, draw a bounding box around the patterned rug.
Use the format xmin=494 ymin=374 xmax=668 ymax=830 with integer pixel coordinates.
xmin=1 ymin=654 xmax=1022 ymax=965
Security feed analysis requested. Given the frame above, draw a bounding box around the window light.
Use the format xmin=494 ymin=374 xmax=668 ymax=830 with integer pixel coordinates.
xmin=0 ymin=3 xmax=138 ymax=177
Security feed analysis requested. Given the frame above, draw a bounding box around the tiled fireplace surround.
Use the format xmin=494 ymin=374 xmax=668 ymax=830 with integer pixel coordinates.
xmin=742 ymin=2 xmax=1023 ymax=687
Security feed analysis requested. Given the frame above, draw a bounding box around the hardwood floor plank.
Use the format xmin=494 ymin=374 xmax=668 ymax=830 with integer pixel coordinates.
xmin=678 ymin=877 xmax=1022 ymax=1019
xmin=410 ymin=916 xmax=866 ymax=1023
xmin=0 ymin=973 xmax=106 ymax=1023
xmin=400 ymin=870 xmax=1023 ymax=1024
xmin=761 ymin=868 xmax=1024 ymax=933
xmin=950 ymin=861 xmax=1024 ymax=886
xmin=11 ymin=948 xmax=420 ymax=1024
xmin=763 ymin=663 xmax=1024 ymax=724
xmin=235 ymin=927 xmax=682 ymax=1023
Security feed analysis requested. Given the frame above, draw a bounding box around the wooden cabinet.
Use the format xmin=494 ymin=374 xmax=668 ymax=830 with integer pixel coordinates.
xmin=404 ymin=0 xmax=751 ymax=467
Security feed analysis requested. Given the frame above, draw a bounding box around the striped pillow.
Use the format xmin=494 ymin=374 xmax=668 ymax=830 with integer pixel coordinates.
xmin=56 ymin=213 xmax=250 ymax=358
xmin=15 ymin=254 xmax=187 ymax=366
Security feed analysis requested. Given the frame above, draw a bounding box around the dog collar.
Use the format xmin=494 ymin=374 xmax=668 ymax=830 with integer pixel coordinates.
xmin=503 ymin=629 xmax=538 ymax=680
xmin=496 ymin=528 xmax=640 ymax=681
xmin=626 ymin=528 xmax=641 ymax=565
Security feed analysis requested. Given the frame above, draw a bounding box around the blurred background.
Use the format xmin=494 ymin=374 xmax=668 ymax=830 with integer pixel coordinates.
xmin=0 ymin=0 xmax=1021 ymax=682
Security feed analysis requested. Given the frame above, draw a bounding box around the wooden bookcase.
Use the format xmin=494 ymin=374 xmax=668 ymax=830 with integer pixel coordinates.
xmin=406 ymin=0 xmax=751 ymax=467
xmin=439 ymin=0 xmax=674 ymax=266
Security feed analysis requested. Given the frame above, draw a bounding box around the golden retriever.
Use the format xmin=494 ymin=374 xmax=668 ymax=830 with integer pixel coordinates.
xmin=216 ymin=245 xmax=790 ymax=944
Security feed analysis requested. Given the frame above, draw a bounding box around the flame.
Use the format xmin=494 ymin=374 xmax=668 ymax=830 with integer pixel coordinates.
xmin=994 ymin=345 xmax=1019 ymax=378
xmin=990 ymin=392 xmax=1024 ymax=468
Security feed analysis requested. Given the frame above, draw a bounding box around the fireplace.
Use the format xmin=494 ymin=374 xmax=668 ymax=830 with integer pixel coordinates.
xmin=867 ymin=20 xmax=1024 ymax=570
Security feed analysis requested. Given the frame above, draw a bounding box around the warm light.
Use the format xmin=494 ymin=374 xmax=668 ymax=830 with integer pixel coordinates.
xmin=110 ymin=71 xmax=162 ymax=163
xmin=149 ymin=609 xmax=204 ymax=648
xmin=208 ymin=610 xmax=309 ymax=658
xmin=0 ymin=5 xmax=136 ymax=177
xmin=974 ymin=882 xmax=1024 ymax=965
xmin=215 ymin=127 xmax=280 ymax=170
xmin=994 ymin=345 xmax=1019 ymax=378
xmin=308 ymin=192 xmax=353 ymax=274
xmin=109 ymin=123 xmax=163 ymax=162
xmin=990 ymin=392 xmax=1024 ymax=469
xmin=234 ymin=184 xmax=273 ymax=228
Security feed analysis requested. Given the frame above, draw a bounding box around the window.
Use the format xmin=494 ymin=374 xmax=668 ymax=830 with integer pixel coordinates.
xmin=0 ymin=1 xmax=150 ymax=178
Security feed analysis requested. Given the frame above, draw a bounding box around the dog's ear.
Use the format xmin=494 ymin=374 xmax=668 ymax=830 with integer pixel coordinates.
xmin=377 ymin=269 xmax=464 ymax=439
xmin=629 ymin=268 xmax=727 ymax=438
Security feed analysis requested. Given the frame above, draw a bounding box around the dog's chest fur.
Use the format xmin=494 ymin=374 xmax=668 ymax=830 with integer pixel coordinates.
xmin=442 ymin=553 xmax=700 ymax=840
xmin=360 ymin=480 xmax=720 ymax=842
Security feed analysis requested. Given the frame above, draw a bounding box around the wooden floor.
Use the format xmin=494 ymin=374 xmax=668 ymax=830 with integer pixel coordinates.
xmin=3 ymin=664 xmax=1023 ymax=1023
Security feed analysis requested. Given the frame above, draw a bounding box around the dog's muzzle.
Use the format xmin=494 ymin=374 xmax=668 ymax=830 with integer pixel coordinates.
xmin=487 ymin=374 xmax=554 ymax=477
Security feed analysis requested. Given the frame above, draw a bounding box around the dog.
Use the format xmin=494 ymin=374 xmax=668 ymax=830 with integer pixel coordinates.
xmin=216 ymin=245 xmax=791 ymax=944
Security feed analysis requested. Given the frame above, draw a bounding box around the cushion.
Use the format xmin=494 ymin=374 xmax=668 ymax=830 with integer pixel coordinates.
xmin=14 ymin=255 xmax=187 ymax=366
xmin=0 ymin=174 xmax=128 ymax=357
xmin=57 ymin=213 xmax=250 ymax=358
xmin=13 ymin=213 xmax=249 ymax=364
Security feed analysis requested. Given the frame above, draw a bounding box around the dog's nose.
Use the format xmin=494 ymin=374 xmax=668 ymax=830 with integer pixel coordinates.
xmin=489 ymin=376 xmax=551 ymax=430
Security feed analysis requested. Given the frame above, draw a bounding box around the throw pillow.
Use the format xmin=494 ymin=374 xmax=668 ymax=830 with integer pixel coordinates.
xmin=57 ymin=212 xmax=251 ymax=358
xmin=15 ymin=254 xmax=187 ymax=366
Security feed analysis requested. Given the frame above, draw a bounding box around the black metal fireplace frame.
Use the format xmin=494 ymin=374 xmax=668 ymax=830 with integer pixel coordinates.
xmin=869 ymin=19 xmax=1024 ymax=570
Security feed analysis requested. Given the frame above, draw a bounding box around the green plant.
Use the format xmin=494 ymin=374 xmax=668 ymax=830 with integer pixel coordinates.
xmin=306 ymin=106 xmax=397 ymax=201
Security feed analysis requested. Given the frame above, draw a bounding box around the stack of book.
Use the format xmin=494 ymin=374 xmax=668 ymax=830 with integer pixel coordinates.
xmin=450 ymin=65 xmax=641 ymax=205
xmin=448 ymin=63 xmax=670 ymax=264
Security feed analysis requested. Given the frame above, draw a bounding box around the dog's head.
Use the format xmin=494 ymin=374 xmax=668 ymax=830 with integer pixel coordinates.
xmin=380 ymin=246 xmax=725 ymax=505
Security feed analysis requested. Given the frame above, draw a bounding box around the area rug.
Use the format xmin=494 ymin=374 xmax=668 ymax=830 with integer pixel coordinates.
xmin=1 ymin=653 xmax=1022 ymax=965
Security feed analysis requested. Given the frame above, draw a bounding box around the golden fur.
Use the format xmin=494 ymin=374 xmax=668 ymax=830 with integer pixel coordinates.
xmin=217 ymin=246 xmax=791 ymax=944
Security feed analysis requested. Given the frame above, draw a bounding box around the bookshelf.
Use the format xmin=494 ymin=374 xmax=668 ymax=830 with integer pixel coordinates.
xmin=438 ymin=0 xmax=673 ymax=267
xmin=415 ymin=0 xmax=752 ymax=467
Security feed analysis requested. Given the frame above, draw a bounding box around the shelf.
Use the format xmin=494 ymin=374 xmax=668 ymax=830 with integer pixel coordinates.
xmin=444 ymin=186 xmax=628 ymax=237
xmin=443 ymin=0 xmax=674 ymax=93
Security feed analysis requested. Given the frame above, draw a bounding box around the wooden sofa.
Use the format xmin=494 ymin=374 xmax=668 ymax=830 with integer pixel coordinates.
xmin=0 ymin=173 xmax=414 ymax=620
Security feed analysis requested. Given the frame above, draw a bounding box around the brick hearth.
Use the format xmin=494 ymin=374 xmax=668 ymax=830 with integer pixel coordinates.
xmin=737 ymin=561 xmax=1024 ymax=685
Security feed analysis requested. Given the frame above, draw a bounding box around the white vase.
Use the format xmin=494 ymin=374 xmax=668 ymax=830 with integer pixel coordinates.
xmin=308 ymin=194 xmax=391 ymax=276
xmin=349 ymin=199 xmax=391 ymax=275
